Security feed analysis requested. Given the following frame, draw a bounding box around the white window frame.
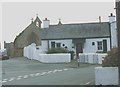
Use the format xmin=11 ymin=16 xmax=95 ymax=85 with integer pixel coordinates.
xmin=97 ymin=41 xmax=103 ymax=51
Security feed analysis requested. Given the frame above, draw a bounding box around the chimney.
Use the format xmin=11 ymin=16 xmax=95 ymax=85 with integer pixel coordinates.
xmin=109 ymin=13 xmax=118 ymax=48
xmin=109 ymin=13 xmax=115 ymax=23
xmin=43 ymin=18 xmax=50 ymax=28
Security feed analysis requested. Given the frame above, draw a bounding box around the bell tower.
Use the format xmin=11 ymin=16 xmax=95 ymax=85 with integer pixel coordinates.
xmin=34 ymin=14 xmax=42 ymax=28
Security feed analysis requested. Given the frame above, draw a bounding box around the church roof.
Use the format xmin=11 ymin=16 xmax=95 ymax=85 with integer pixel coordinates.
xmin=41 ymin=22 xmax=110 ymax=40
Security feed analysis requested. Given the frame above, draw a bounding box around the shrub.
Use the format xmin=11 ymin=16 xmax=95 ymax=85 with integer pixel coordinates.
xmin=102 ymin=48 xmax=119 ymax=67
xmin=46 ymin=48 xmax=68 ymax=54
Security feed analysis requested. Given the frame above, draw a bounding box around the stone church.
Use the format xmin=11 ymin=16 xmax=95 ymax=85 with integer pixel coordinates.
xmin=5 ymin=16 xmax=42 ymax=57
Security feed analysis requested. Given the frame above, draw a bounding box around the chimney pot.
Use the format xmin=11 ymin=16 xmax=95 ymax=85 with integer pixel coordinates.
xmin=45 ymin=18 xmax=47 ymax=20
xmin=110 ymin=13 xmax=113 ymax=16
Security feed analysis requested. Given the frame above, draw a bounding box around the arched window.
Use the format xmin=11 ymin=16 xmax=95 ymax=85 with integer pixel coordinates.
xmin=36 ymin=21 xmax=39 ymax=27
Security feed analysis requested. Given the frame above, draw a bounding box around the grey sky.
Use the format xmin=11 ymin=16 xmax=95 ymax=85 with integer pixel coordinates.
xmin=2 ymin=2 xmax=115 ymax=45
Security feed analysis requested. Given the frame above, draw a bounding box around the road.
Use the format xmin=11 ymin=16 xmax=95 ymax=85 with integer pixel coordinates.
xmin=1 ymin=57 xmax=101 ymax=85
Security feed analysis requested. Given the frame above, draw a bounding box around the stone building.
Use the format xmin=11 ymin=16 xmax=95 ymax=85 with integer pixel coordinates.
xmin=5 ymin=16 xmax=42 ymax=57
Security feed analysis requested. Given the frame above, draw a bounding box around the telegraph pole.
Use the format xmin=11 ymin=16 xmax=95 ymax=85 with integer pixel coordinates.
xmin=116 ymin=0 xmax=120 ymax=84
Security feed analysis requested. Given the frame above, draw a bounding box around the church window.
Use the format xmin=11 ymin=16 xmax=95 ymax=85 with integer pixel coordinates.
xmin=36 ymin=21 xmax=39 ymax=27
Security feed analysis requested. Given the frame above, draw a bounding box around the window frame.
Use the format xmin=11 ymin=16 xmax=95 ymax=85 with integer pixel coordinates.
xmin=51 ymin=42 xmax=55 ymax=48
xmin=97 ymin=41 xmax=103 ymax=51
xmin=56 ymin=43 xmax=61 ymax=48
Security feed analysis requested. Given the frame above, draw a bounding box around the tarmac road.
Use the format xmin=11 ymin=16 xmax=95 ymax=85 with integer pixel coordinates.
xmin=1 ymin=57 xmax=101 ymax=85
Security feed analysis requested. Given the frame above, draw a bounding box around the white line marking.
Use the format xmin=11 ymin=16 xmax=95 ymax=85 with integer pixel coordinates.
xmin=35 ymin=73 xmax=40 ymax=76
xmin=57 ymin=69 xmax=63 ymax=72
xmin=8 ymin=78 xmax=14 ymax=81
xmin=63 ymin=68 xmax=68 ymax=71
xmin=30 ymin=74 xmax=34 ymax=77
xmin=3 ymin=79 xmax=7 ymax=81
xmin=84 ymin=81 xmax=91 ymax=85
xmin=16 ymin=78 xmax=22 ymax=80
xmin=52 ymin=69 xmax=58 ymax=73
xmin=2 ymin=80 xmax=7 ymax=83
xmin=23 ymin=75 xmax=28 ymax=78
xmin=47 ymin=71 xmax=52 ymax=74
xmin=41 ymin=72 xmax=47 ymax=76
xmin=18 ymin=76 xmax=22 ymax=78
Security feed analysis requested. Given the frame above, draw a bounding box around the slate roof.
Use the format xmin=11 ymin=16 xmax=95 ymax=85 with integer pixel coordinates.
xmin=41 ymin=22 xmax=110 ymax=40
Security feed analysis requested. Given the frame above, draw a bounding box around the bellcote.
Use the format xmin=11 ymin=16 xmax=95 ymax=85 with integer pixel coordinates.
xmin=58 ymin=18 xmax=62 ymax=25
xmin=33 ymin=14 xmax=42 ymax=28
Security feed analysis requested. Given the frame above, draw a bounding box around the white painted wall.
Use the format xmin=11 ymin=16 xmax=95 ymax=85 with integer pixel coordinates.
xmin=95 ymin=67 xmax=119 ymax=85
xmin=83 ymin=38 xmax=110 ymax=53
xmin=38 ymin=54 xmax=71 ymax=63
xmin=41 ymin=41 xmax=48 ymax=53
xmin=24 ymin=43 xmax=71 ymax=63
xmin=79 ymin=53 xmax=107 ymax=64
xmin=41 ymin=38 xmax=110 ymax=53
xmin=42 ymin=39 xmax=75 ymax=52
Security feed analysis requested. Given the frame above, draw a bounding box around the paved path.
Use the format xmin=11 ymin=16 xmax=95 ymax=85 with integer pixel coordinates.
xmin=1 ymin=57 xmax=101 ymax=85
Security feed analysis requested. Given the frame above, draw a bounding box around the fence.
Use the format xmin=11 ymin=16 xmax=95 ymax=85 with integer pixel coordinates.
xmin=79 ymin=53 xmax=107 ymax=64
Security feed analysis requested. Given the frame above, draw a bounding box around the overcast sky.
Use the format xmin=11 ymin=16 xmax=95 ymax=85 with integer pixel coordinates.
xmin=1 ymin=1 xmax=116 ymax=48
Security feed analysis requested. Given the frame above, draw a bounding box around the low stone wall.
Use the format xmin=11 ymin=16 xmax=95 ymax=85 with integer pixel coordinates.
xmin=79 ymin=53 xmax=107 ymax=64
xmin=95 ymin=67 xmax=119 ymax=85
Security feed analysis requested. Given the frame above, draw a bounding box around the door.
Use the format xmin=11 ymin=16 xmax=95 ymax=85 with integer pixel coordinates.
xmin=76 ymin=43 xmax=83 ymax=56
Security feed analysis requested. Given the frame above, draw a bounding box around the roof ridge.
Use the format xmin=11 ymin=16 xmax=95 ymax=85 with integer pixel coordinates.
xmin=49 ymin=22 xmax=109 ymax=26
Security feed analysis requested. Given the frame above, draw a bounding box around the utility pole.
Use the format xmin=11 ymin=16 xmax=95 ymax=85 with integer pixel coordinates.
xmin=116 ymin=0 xmax=120 ymax=84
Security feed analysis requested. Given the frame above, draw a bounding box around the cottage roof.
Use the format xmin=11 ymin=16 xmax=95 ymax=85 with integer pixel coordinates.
xmin=41 ymin=22 xmax=110 ymax=40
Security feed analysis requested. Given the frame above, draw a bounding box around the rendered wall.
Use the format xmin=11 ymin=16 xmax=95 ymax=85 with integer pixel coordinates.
xmin=24 ymin=43 xmax=71 ymax=63
xmin=79 ymin=53 xmax=107 ymax=64
xmin=38 ymin=54 xmax=71 ymax=63
xmin=95 ymin=67 xmax=119 ymax=85
xmin=83 ymin=38 xmax=110 ymax=53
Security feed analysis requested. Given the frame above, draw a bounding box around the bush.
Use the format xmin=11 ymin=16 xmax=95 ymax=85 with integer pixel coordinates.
xmin=102 ymin=48 xmax=119 ymax=67
xmin=46 ymin=48 xmax=68 ymax=54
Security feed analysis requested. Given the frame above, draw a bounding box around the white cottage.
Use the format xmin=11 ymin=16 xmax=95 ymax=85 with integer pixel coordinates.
xmin=39 ymin=13 xmax=117 ymax=54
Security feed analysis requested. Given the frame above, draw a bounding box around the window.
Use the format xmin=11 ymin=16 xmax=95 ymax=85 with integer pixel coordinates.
xmin=56 ymin=43 xmax=61 ymax=48
xmin=51 ymin=42 xmax=55 ymax=48
xmin=36 ymin=21 xmax=39 ymax=27
xmin=62 ymin=44 xmax=65 ymax=46
xmin=65 ymin=46 xmax=68 ymax=49
xmin=92 ymin=42 xmax=95 ymax=46
xmin=97 ymin=41 xmax=103 ymax=50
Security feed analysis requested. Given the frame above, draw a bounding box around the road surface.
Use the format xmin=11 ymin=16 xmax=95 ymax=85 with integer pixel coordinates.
xmin=1 ymin=57 xmax=101 ymax=85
